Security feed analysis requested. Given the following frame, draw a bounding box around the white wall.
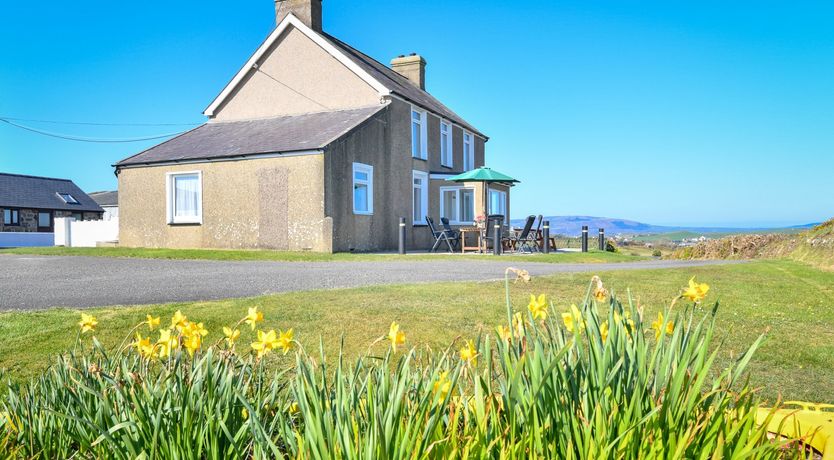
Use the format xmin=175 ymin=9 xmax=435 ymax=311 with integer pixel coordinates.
xmin=102 ymin=205 xmax=119 ymax=221
xmin=54 ymin=217 xmax=119 ymax=247
xmin=0 ymin=232 xmax=54 ymax=248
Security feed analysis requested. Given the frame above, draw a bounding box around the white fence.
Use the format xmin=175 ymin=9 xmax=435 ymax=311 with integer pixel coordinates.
xmin=0 ymin=232 xmax=55 ymax=248
xmin=54 ymin=217 xmax=119 ymax=247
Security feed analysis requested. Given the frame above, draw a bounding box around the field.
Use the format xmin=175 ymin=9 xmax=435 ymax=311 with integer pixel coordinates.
xmin=1 ymin=258 xmax=832 ymax=403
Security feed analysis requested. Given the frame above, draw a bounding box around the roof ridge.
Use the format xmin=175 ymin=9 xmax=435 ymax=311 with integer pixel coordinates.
xmin=0 ymin=172 xmax=73 ymax=182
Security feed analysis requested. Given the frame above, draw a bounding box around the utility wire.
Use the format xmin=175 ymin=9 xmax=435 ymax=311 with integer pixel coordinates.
xmin=254 ymin=66 xmax=330 ymax=110
xmin=0 ymin=116 xmax=200 ymax=127
xmin=0 ymin=118 xmax=188 ymax=143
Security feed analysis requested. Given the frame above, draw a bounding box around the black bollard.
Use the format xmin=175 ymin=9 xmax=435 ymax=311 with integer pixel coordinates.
xmin=599 ymin=228 xmax=605 ymax=251
xmin=398 ymin=217 xmax=406 ymax=255
xmin=493 ymin=223 xmax=501 ymax=255
xmin=543 ymin=220 xmax=550 ymax=254
xmin=581 ymin=226 xmax=588 ymax=253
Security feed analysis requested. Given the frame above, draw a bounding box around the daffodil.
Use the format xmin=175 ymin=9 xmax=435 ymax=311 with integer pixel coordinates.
xmin=433 ymin=371 xmax=452 ymax=399
xmin=78 ymin=313 xmax=98 ymax=334
xmin=561 ymin=304 xmax=585 ymax=333
xmin=183 ymin=333 xmax=202 ymax=357
xmin=600 ymin=321 xmax=609 ymax=342
xmin=496 ymin=324 xmax=512 ymax=343
xmin=245 ymin=307 xmax=264 ymax=330
xmin=651 ymin=312 xmax=674 ymax=340
xmin=156 ymin=329 xmax=178 ymax=358
xmin=241 ymin=408 xmax=249 ymax=420
xmin=512 ymin=311 xmax=525 ymax=338
xmin=251 ymin=329 xmax=280 ymax=359
xmin=528 ymin=294 xmax=548 ymax=320
xmin=183 ymin=321 xmax=208 ymax=339
xmin=277 ymin=329 xmax=294 ymax=354
xmin=146 ymin=315 xmax=160 ymax=331
xmin=460 ymin=340 xmax=478 ymax=365
xmin=591 ymin=275 xmax=608 ymax=302
xmin=133 ymin=333 xmax=155 ymax=360
xmin=288 ymin=402 xmax=300 ymax=415
xmin=223 ymin=327 xmax=241 ymax=346
xmin=682 ymin=277 xmax=710 ymax=303
xmin=388 ymin=322 xmax=406 ymax=352
xmin=171 ymin=310 xmax=188 ymax=331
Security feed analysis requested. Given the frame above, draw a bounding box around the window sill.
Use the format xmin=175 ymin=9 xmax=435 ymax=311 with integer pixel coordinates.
xmin=168 ymin=221 xmax=202 ymax=226
xmin=412 ymin=156 xmax=428 ymax=162
xmin=353 ymin=211 xmax=373 ymax=216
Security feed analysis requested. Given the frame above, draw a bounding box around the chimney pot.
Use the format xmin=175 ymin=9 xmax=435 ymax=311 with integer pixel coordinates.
xmin=390 ymin=54 xmax=427 ymax=90
xmin=275 ymin=0 xmax=322 ymax=32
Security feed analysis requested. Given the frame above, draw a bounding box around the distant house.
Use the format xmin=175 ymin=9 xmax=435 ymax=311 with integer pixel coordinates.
xmin=114 ymin=0 xmax=505 ymax=252
xmin=89 ymin=191 xmax=118 ymax=221
xmin=0 ymin=173 xmax=104 ymax=233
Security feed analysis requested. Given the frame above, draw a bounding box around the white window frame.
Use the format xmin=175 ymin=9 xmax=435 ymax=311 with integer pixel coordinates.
xmin=166 ymin=171 xmax=203 ymax=225
xmin=411 ymin=106 xmax=428 ymax=160
xmin=488 ymin=188 xmax=507 ymax=219
xmin=439 ymin=186 xmax=475 ymax=225
xmin=412 ymin=170 xmax=429 ymax=225
xmin=463 ymin=131 xmax=474 ymax=171
xmin=440 ymin=120 xmax=453 ymax=168
xmin=352 ymin=162 xmax=374 ymax=215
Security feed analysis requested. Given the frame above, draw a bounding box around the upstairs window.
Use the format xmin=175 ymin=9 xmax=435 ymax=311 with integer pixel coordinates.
xmin=57 ymin=192 xmax=80 ymax=204
xmin=353 ymin=162 xmax=373 ymax=215
xmin=440 ymin=121 xmax=453 ymax=167
xmin=3 ymin=209 xmax=19 ymax=225
xmin=463 ymin=132 xmax=474 ymax=171
xmin=167 ymin=171 xmax=203 ymax=224
xmin=411 ymin=107 xmax=427 ymax=159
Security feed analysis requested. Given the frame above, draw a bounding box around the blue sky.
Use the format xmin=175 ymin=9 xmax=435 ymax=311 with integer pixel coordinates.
xmin=1 ymin=0 xmax=832 ymax=227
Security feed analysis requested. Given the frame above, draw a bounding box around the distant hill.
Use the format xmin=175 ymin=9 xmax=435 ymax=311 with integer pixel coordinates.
xmin=509 ymin=215 xmax=818 ymax=237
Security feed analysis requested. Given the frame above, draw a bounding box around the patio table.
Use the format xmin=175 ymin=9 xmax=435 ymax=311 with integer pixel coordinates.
xmin=459 ymin=226 xmax=482 ymax=253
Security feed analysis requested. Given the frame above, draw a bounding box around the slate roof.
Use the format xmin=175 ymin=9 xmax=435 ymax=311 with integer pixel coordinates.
xmin=115 ymin=105 xmax=385 ymax=167
xmin=0 ymin=173 xmax=104 ymax=212
xmin=88 ymin=190 xmax=118 ymax=207
xmin=321 ymin=33 xmax=486 ymax=139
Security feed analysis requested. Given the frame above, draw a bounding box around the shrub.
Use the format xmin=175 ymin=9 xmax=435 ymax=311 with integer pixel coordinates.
xmin=652 ymin=249 xmax=663 ymax=257
xmin=0 ymin=273 xmax=800 ymax=459
xmin=605 ymin=239 xmax=619 ymax=252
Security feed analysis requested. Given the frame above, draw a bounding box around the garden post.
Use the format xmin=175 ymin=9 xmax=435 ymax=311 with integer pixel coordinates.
xmin=494 ymin=223 xmax=501 ymax=255
xmin=581 ymin=226 xmax=588 ymax=252
xmin=543 ymin=220 xmax=550 ymax=254
xmin=599 ymin=228 xmax=605 ymax=251
xmin=398 ymin=217 xmax=406 ymax=255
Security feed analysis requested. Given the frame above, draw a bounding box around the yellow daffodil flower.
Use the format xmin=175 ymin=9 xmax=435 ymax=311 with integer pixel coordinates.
xmin=528 ymin=294 xmax=548 ymax=320
xmin=682 ymin=277 xmax=710 ymax=303
xmin=183 ymin=333 xmax=202 ymax=357
xmin=183 ymin=322 xmax=208 ymax=339
xmin=133 ymin=333 xmax=155 ymax=360
xmin=512 ymin=312 xmax=525 ymax=338
xmin=433 ymin=371 xmax=452 ymax=399
xmin=666 ymin=320 xmax=674 ymax=336
xmin=245 ymin=307 xmax=264 ymax=330
xmin=600 ymin=321 xmax=609 ymax=342
xmin=496 ymin=324 xmax=512 ymax=343
xmin=460 ymin=340 xmax=478 ymax=365
xmin=277 ymin=329 xmax=294 ymax=354
xmin=78 ymin=313 xmax=98 ymax=334
xmin=651 ymin=312 xmax=674 ymax=340
xmin=171 ymin=310 xmax=188 ymax=331
xmin=146 ymin=315 xmax=160 ymax=331
xmin=388 ymin=322 xmax=406 ymax=352
xmin=241 ymin=408 xmax=249 ymax=420
xmin=223 ymin=327 xmax=241 ymax=346
xmin=561 ymin=304 xmax=585 ymax=333
xmin=251 ymin=329 xmax=280 ymax=359
xmin=156 ymin=329 xmax=178 ymax=358
xmin=288 ymin=402 xmax=300 ymax=415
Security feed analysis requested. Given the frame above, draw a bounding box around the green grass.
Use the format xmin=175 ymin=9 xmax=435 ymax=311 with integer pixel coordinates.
xmin=2 ymin=259 xmax=832 ymax=403
xmin=0 ymin=246 xmax=644 ymax=263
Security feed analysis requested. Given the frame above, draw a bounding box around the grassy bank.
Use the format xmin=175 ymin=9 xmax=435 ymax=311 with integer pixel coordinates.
xmin=0 ymin=246 xmax=644 ymax=263
xmin=1 ymin=259 xmax=832 ymax=402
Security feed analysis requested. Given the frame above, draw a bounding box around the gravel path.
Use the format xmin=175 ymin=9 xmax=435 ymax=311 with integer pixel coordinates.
xmin=0 ymin=255 xmax=741 ymax=311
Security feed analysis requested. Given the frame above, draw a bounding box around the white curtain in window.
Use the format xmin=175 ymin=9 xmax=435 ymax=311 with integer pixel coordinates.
xmin=174 ymin=175 xmax=199 ymax=218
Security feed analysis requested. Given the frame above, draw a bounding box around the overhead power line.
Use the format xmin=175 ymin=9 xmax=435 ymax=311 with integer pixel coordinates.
xmin=0 ymin=116 xmax=201 ymax=127
xmin=0 ymin=118 xmax=188 ymax=143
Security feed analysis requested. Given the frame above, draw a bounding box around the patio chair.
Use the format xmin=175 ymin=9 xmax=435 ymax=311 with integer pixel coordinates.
xmin=505 ymin=215 xmax=538 ymax=253
xmin=426 ymin=216 xmax=455 ymax=253
xmin=439 ymin=217 xmax=461 ymax=250
xmin=482 ymin=214 xmax=505 ymax=252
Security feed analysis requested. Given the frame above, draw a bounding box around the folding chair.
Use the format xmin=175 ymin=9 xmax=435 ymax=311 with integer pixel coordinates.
xmin=505 ymin=215 xmax=538 ymax=253
xmin=426 ymin=216 xmax=455 ymax=253
xmin=440 ymin=217 xmax=461 ymax=251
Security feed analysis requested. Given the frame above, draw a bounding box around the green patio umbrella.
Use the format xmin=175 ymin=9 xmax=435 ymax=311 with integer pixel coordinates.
xmin=446 ymin=167 xmax=519 ymax=222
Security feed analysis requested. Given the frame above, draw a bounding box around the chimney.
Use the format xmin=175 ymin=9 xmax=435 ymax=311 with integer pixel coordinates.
xmin=275 ymin=0 xmax=322 ymax=32
xmin=391 ymin=53 xmax=427 ymax=90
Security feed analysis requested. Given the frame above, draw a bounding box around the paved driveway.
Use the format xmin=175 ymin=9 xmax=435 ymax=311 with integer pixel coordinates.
xmin=0 ymin=255 xmax=740 ymax=311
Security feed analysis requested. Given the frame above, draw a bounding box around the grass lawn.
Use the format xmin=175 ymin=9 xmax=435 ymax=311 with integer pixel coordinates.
xmin=1 ymin=259 xmax=832 ymax=403
xmin=0 ymin=246 xmax=645 ymax=263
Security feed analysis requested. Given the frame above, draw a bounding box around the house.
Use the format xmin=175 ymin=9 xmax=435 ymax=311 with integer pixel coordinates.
xmin=0 ymin=172 xmax=104 ymax=233
xmin=114 ymin=0 xmax=508 ymax=252
xmin=89 ymin=191 xmax=119 ymax=221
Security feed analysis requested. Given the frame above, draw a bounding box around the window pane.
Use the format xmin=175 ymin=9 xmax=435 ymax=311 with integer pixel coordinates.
xmin=354 ymin=171 xmax=368 ymax=182
xmin=412 ymin=122 xmax=421 ymax=156
xmin=442 ymin=190 xmax=456 ymax=220
xmin=413 ymin=189 xmax=422 ymax=222
xmin=174 ymin=175 xmax=199 ymax=218
xmin=354 ymin=184 xmax=368 ymax=212
xmin=3 ymin=209 xmax=9 ymax=225
xmin=38 ymin=212 xmax=51 ymax=228
xmin=460 ymin=189 xmax=474 ymax=222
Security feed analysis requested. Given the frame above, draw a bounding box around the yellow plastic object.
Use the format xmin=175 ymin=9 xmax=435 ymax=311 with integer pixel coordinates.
xmin=757 ymin=401 xmax=834 ymax=459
